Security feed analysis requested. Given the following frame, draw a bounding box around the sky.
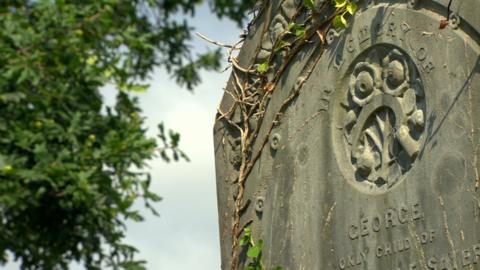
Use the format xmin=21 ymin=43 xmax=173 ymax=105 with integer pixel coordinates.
xmin=4 ymin=4 xmax=240 ymax=270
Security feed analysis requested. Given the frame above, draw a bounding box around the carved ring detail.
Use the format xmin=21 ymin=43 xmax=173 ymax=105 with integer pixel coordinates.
xmin=338 ymin=46 xmax=426 ymax=190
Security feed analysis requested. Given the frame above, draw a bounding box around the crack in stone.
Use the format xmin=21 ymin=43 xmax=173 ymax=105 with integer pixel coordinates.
xmin=438 ymin=195 xmax=459 ymax=269
xmin=288 ymin=110 xmax=326 ymax=142
xmin=408 ymin=224 xmax=428 ymax=270
xmin=321 ymin=202 xmax=336 ymax=233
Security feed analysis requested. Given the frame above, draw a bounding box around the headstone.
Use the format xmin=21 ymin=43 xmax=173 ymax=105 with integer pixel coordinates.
xmin=214 ymin=0 xmax=480 ymax=269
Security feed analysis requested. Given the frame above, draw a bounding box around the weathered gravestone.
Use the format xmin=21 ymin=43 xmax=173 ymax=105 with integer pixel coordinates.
xmin=214 ymin=0 xmax=480 ymax=269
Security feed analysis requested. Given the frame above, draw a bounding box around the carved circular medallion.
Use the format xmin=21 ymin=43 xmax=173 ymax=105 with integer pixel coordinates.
xmin=333 ymin=45 xmax=426 ymax=193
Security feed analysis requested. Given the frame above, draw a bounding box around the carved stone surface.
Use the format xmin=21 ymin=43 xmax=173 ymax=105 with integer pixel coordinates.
xmin=214 ymin=0 xmax=480 ymax=269
xmin=334 ymin=45 xmax=426 ymax=192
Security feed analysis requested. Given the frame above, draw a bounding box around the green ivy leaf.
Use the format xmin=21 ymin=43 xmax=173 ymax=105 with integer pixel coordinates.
xmin=274 ymin=40 xmax=291 ymax=52
xmin=295 ymin=27 xmax=306 ymax=37
xmin=334 ymin=0 xmax=348 ymax=8
xmin=257 ymin=239 xmax=264 ymax=250
xmin=247 ymin=245 xmax=261 ymax=258
xmin=257 ymin=61 xmax=269 ymax=74
xmin=239 ymin=235 xmax=250 ymax=246
xmin=332 ymin=14 xmax=348 ymax=28
xmin=346 ymin=2 xmax=357 ymax=15
xmin=288 ymin=23 xmax=306 ymax=37
xmin=288 ymin=22 xmax=297 ymax=30
xmin=303 ymin=0 xmax=315 ymax=10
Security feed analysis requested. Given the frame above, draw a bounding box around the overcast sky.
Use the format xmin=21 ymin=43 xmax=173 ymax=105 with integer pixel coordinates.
xmin=5 ymin=4 xmax=240 ymax=270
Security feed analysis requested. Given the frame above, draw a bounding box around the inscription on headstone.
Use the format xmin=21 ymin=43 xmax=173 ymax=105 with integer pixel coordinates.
xmin=214 ymin=1 xmax=480 ymax=269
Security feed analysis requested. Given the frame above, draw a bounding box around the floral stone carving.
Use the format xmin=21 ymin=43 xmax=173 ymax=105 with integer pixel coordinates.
xmin=337 ymin=46 xmax=426 ymax=191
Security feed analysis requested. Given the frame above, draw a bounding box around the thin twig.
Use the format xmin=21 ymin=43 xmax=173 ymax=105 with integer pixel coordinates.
xmin=196 ymin=32 xmax=236 ymax=49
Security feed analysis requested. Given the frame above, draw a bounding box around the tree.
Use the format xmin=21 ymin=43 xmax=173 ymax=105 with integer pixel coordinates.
xmin=0 ymin=1 xmax=255 ymax=269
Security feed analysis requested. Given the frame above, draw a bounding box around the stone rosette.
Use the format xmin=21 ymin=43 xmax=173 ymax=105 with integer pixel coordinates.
xmin=336 ymin=45 xmax=426 ymax=192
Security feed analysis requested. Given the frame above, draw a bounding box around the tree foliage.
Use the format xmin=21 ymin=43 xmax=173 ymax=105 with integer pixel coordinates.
xmin=0 ymin=0 xmax=255 ymax=269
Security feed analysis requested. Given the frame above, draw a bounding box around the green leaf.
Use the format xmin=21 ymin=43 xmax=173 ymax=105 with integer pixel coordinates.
xmin=334 ymin=0 xmax=347 ymax=8
xmin=332 ymin=14 xmax=348 ymax=28
xmin=119 ymin=83 xmax=150 ymax=93
xmin=287 ymin=23 xmax=305 ymax=37
xmin=0 ymin=0 xmax=252 ymax=269
xmin=0 ymin=92 xmax=26 ymax=103
xmin=257 ymin=61 xmax=269 ymax=74
xmin=17 ymin=69 xmax=30 ymax=84
xmin=274 ymin=40 xmax=291 ymax=52
xmin=86 ymin=55 xmax=98 ymax=66
xmin=239 ymin=235 xmax=250 ymax=246
xmin=288 ymin=22 xmax=297 ymax=31
xmin=295 ymin=27 xmax=306 ymax=37
xmin=273 ymin=267 xmax=284 ymax=270
xmin=2 ymin=165 xmax=13 ymax=174
xmin=346 ymin=2 xmax=357 ymax=15
xmin=0 ymin=155 xmax=6 ymax=168
xmin=35 ymin=187 xmax=47 ymax=199
xmin=247 ymin=245 xmax=261 ymax=258
xmin=303 ymin=0 xmax=315 ymax=10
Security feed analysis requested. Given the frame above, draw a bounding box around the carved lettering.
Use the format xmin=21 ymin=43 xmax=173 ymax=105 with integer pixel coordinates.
xmin=462 ymin=249 xmax=472 ymax=266
xmin=360 ymin=217 xmax=369 ymax=236
xmin=412 ymin=203 xmax=422 ymax=220
xmin=427 ymin=256 xmax=437 ymax=269
xmin=334 ymin=52 xmax=344 ymax=71
xmin=400 ymin=22 xmax=411 ymax=33
xmin=347 ymin=203 xmax=423 ymax=239
xmin=387 ymin=22 xmax=397 ymax=38
xmin=427 ymin=253 xmax=458 ymax=270
xmin=319 ymin=88 xmax=332 ymax=110
xmin=420 ymin=231 xmax=435 ymax=244
xmin=415 ymin=47 xmax=435 ymax=73
xmin=338 ymin=249 xmax=368 ymax=269
xmin=461 ymin=244 xmax=480 ymax=267
xmin=385 ymin=209 xmax=397 ymax=229
xmin=473 ymin=244 xmax=480 ymax=261
xmin=399 ymin=206 xmax=408 ymax=224
xmin=358 ymin=25 xmax=369 ymax=44
xmin=372 ymin=215 xmax=381 ymax=232
xmin=347 ymin=37 xmax=355 ymax=53
xmin=421 ymin=60 xmax=435 ymax=73
xmin=376 ymin=238 xmax=412 ymax=259
xmin=417 ymin=47 xmax=427 ymax=61
xmin=339 ymin=257 xmax=346 ymax=269
xmin=348 ymin=224 xmax=358 ymax=240
xmin=399 ymin=22 xmax=411 ymax=41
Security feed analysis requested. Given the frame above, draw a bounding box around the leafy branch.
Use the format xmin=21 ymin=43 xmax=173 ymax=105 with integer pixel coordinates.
xmin=157 ymin=123 xmax=190 ymax=163
xmin=213 ymin=0 xmax=360 ymax=269
xmin=240 ymin=228 xmax=283 ymax=270
xmin=332 ymin=0 xmax=358 ymax=28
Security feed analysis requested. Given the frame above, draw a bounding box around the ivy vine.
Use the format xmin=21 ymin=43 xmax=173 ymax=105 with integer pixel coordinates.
xmin=209 ymin=0 xmax=358 ymax=269
xmin=240 ymin=228 xmax=284 ymax=270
